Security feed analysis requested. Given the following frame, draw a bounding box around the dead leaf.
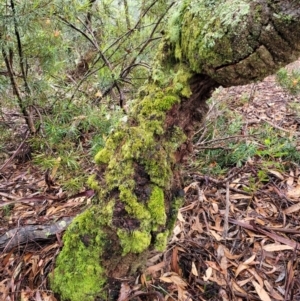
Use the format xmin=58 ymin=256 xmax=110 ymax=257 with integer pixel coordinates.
xmin=284 ymin=202 xmax=300 ymax=214
xmin=264 ymin=280 xmax=284 ymax=300
xmin=117 ymin=282 xmax=131 ymax=301
xmin=171 ymin=247 xmax=179 ymax=274
xmin=235 ymin=263 xmax=249 ymax=277
xmin=224 ymin=248 xmax=243 ymax=260
xmin=268 ymin=170 xmax=284 ymax=180
xmin=252 ymin=280 xmax=271 ymax=301
xmin=286 ymin=184 xmax=300 ymax=199
xmin=244 ymin=254 xmax=256 ymax=265
xmin=146 ymin=261 xmax=165 ymax=275
xmin=210 ymin=230 xmax=222 ymax=241
xmin=263 ymin=243 xmax=294 ymax=252
xmin=95 ymin=90 xmax=102 ymax=98
xmin=177 ymin=211 xmax=185 ymax=222
xmin=232 ymin=280 xmax=248 ymax=294
xmin=249 ymin=268 xmax=264 ymax=287
xmin=191 ymin=262 xmax=198 ymax=276
xmin=160 ymin=273 xmax=187 ymax=289
xmin=203 ymin=267 xmax=213 ymax=281
xmin=230 ymin=194 xmax=252 ymax=200
xmin=159 ymin=276 xmax=173 ymax=283
xmin=286 ymin=170 xmax=294 ymax=186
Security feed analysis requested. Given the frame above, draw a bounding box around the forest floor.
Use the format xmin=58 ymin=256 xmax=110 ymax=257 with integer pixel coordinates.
xmin=1 ymin=61 xmax=300 ymax=301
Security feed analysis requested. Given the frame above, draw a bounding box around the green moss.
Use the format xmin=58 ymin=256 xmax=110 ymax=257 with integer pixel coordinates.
xmin=154 ymin=95 xmax=179 ymax=111
xmin=51 ymin=208 xmax=107 ymax=301
xmin=170 ymin=0 xmax=253 ymax=76
xmin=105 ymin=159 xmax=135 ymax=189
xmin=95 ymin=131 xmax=125 ymax=164
xmin=136 ymin=86 xmax=179 ymax=119
xmin=142 ymin=119 xmax=164 ymax=135
xmin=119 ymin=185 xmax=151 ymax=220
xmin=95 ymin=147 xmax=111 ymax=164
xmin=173 ymin=65 xmax=193 ymax=97
xmin=98 ymin=199 xmax=115 ymax=226
xmin=117 ymin=229 xmax=151 ymax=255
xmin=154 ymin=231 xmax=170 ymax=251
xmin=145 ymin=156 xmax=172 ymax=188
xmin=87 ymin=174 xmax=101 ymax=191
xmin=120 ymin=127 xmax=154 ymax=159
xmin=148 ymin=186 xmax=166 ymax=228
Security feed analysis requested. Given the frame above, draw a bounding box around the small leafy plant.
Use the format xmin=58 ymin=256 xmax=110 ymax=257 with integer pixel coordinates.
xmin=31 ymin=101 xmax=123 ymax=193
xmin=276 ymin=68 xmax=300 ymax=95
xmin=192 ymin=79 xmax=300 ymax=177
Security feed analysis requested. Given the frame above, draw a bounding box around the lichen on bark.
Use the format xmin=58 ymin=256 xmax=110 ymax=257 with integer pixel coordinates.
xmin=169 ymin=0 xmax=300 ymax=86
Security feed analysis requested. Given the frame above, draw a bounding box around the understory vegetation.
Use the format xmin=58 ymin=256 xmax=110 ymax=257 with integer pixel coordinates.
xmin=1 ymin=1 xmax=300 ymax=300
xmin=0 ymin=0 xmax=174 ymax=191
xmin=1 ymin=0 xmax=300 ymax=195
xmin=176 ymin=69 xmax=300 ymax=202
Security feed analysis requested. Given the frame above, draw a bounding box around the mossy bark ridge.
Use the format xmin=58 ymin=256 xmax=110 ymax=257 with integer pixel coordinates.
xmin=51 ymin=1 xmax=300 ymax=300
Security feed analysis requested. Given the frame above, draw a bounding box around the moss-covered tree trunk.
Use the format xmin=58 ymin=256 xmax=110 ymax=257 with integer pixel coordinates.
xmin=51 ymin=1 xmax=300 ymax=300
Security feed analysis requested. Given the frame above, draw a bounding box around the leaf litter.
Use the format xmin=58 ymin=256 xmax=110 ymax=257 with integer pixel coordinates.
xmin=1 ymin=61 xmax=300 ymax=300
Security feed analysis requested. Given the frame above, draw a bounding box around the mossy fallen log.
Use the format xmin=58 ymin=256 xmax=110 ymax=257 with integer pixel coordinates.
xmin=51 ymin=1 xmax=300 ymax=300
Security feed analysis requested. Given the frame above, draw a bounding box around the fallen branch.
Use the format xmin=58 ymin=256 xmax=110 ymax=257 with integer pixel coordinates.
xmin=0 ymin=216 xmax=74 ymax=252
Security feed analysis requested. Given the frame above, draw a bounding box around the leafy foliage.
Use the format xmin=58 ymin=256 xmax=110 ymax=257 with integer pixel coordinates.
xmin=193 ymin=72 xmax=300 ymax=178
xmin=276 ymin=67 xmax=300 ymax=95
xmin=0 ymin=0 xmax=175 ymax=190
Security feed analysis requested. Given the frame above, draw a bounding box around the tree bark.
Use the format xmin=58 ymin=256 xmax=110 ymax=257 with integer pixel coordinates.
xmin=51 ymin=1 xmax=300 ymax=300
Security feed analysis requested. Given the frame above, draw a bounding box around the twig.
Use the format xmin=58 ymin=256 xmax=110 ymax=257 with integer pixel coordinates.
xmin=194 ymin=146 xmax=232 ymax=151
xmin=0 ymin=130 xmax=29 ymax=172
xmin=58 ymin=14 xmax=126 ymax=107
xmin=254 ymin=113 xmax=300 ymax=135
xmin=95 ymin=2 xmax=175 ymax=104
xmin=221 ymin=167 xmax=246 ymax=184
xmin=196 ymin=134 xmax=256 ymax=147
xmin=223 ymin=181 xmax=230 ymax=239
xmin=229 ymin=218 xmax=299 ymax=249
xmin=102 ymin=0 xmax=162 ymax=55
xmin=192 ymin=173 xmax=252 ymax=196
xmin=121 ymin=2 xmax=175 ymax=80
xmin=55 ymin=14 xmax=97 ymax=49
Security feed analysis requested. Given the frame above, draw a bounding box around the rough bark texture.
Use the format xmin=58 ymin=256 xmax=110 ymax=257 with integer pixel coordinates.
xmin=51 ymin=1 xmax=300 ymax=300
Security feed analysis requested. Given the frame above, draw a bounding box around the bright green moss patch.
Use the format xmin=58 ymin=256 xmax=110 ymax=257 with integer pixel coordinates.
xmin=98 ymin=199 xmax=115 ymax=226
xmin=95 ymin=147 xmax=111 ymax=164
xmin=142 ymin=119 xmax=164 ymax=135
xmin=155 ymin=231 xmax=170 ymax=251
xmin=51 ymin=208 xmax=107 ymax=301
xmin=144 ymin=152 xmax=173 ymax=188
xmin=154 ymin=95 xmax=179 ymax=111
xmin=95 ymin=131 xmax=125 ymax=164
xmin=119 ymin=185 xmax=151 ymax=220
xmin=148 ymin=186 xmax=166 ymax=227
xmin=173 ymin=65 xmax=193 ymax=97
xmin=105 ymin=159 xmax=135 ymax=189
xmin=117 ymin=229 xmax=151 ymax=255
xmin=120 ymin=127 xmax=154 ymax=159
xmin=87 ymin=174 xmax=101 ymax=191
